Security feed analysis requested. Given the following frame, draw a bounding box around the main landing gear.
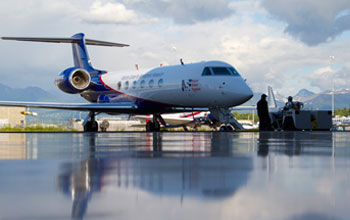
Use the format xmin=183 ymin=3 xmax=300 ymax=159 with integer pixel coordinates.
xmin=84 ymin=112 xmax=98 ymax=132
xmin=146 ymin=114 xmax=166 ymax=132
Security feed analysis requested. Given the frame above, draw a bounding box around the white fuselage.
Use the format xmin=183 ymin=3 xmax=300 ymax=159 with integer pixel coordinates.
xmin=100 ymin=61 xmax=253 ymax=108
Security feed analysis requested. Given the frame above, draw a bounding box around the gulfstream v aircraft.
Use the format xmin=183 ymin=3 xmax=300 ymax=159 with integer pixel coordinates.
xmin=0 ymin=33 xmax=253 ymax=131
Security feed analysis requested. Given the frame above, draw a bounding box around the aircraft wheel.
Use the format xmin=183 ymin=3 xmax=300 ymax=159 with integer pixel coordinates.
xmin=92 ymin=121 xmax=98 ymax=132
xmin=146 ymin=121 xmax=155 ymax=132
xmin=219 ymin=125 xmax=234 ymax=132
xmin=84 ymin=121 xmax=98 ymax=132
xmin=226 ymin=125 xmax=234 ymax=131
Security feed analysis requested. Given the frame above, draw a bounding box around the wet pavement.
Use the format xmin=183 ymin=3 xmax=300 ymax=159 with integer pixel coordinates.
xmin=0 ymin=131 xmax=350 ymax=220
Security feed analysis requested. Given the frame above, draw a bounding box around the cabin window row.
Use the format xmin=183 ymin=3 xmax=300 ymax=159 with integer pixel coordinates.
xmin=202 ymin=67 xmax=240 ymax=76
xmin=117 ymin=79 xmax=164 ymax=90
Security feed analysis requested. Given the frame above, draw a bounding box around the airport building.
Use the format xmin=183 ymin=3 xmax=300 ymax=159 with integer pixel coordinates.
xmin=0 ymin=107 xmax=25 ymax=128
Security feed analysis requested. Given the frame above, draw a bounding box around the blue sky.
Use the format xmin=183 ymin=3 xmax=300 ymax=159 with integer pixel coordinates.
xmin=0 ymin=0 xmax=349 ymax=96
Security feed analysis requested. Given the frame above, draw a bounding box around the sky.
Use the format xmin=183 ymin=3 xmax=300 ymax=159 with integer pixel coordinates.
xmin=0 ymin=0 xmax=350 ymax=96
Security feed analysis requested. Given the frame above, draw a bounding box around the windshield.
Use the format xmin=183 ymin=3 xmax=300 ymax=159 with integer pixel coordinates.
xmin=201 ymin=66 xmax=241 ymax=76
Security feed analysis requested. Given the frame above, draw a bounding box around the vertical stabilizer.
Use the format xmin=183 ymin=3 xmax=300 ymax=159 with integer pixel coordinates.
xmin=71 ymin=33 xmax=93 ymax=70
xmin=267 ymin=86 xmax=277 ymax=109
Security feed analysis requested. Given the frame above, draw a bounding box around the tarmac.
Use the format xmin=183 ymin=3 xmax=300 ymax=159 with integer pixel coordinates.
xmin=0 ymin=131 xmax=350 ymax=220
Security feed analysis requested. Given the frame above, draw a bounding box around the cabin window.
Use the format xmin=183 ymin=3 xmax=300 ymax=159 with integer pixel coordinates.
xmin=149 ymin=79 xmax=154 ymax=88
xmin=140 ymin=80 xmax=145 ymax=88
xmin=211 ymin=67 xmax=231 ymax=76
xmin=117 ymin=81 xmax=121 ymax=90
xmin=132 ymin=81 xmax=137 ymax=89
xmin=124 ymin=81 xmax=129 ymax=90
xmin=201 ymin=67 xmax=212 ymax=76
xmin=158 ymin=79 xmax=164 ymax=87
xmin=228 ymin=67 xmax=240 ymax=76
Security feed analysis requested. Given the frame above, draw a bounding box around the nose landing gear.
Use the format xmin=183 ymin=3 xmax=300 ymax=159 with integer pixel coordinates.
xmin=210 ymin=107 xmax=243 ymax=131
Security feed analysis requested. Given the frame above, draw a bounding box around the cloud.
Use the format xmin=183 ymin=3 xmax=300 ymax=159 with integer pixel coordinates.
xmin=82 ymin=1 xmax=158 ymax=25
xmin=305 ymin=66 xmax=350 ymax=91
xmin=261 ymin=0 xmax=350 ymax=46
xmin=1 ymin=0 xmax=350 ymax=97
xmin=122 ymin=0 xmax=234 ymax=24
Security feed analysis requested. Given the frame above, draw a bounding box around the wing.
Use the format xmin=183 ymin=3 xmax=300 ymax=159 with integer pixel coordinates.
xmin=0 ymin=101 xmax=137 ymax=113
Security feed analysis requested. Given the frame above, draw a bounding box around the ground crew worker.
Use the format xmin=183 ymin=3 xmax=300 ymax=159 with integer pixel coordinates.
xmin=284 ymin=96 xmax=294 ymax=110
xmin=257 ymin=94 xmax=272 ymax=131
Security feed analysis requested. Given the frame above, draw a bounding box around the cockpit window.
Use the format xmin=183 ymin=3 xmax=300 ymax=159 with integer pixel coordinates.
xmin=201 ymin=67 xmax=212 ymax=76
xmin=228 ymin=67 xmax=240 ymax=76
xmin=211 ymin=67 xmax=232 ymax=76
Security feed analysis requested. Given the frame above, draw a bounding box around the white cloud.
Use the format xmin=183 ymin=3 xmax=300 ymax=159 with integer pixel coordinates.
xmin=81 ymin=1 xmax=158 ymax=25
xmin=305 ymin=66 xmax=350 ymax=91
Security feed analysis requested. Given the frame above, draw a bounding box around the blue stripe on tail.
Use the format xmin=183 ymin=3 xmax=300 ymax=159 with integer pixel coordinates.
xmin=71 ymin=33 xmax=94 ymax=71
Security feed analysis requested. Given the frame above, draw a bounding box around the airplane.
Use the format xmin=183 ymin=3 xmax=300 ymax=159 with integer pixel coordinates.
xmin=20 ymin=108 xmax=38 ymax=116
xmin=0 ymin=33 xmax=253 ymax=132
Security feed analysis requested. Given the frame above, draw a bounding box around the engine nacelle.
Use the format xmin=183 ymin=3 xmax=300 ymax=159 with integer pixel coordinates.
xmin=55 ymin=67 xmax=91 ymax=94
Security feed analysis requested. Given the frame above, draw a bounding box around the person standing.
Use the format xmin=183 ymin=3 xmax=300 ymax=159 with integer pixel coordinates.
xmin=284 ymin=96 xmax=294 ymax=110
xmin=257 ymin=94 xmax=272 ymax=131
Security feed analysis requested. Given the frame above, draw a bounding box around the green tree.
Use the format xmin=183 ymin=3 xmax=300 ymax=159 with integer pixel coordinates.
xmin=335 ymin=107 xmax=350 ymax=117
xmin=232 ymin=111 xmax=259 ymax=123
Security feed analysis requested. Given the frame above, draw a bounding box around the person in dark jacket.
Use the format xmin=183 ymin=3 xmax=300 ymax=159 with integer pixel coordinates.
xmin=257 ymin=94 xmax=272 ymax=131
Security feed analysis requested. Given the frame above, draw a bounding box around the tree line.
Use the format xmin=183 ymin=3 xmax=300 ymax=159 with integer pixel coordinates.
xmin=334 ymin=107 xmax=350 ymax=117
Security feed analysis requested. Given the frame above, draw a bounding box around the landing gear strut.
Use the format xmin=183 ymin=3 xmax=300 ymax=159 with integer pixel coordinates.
xmin=84 ymin=112 xmax=98 ymax=132
xmin=145 ymin=114 xmax=165 ymax=132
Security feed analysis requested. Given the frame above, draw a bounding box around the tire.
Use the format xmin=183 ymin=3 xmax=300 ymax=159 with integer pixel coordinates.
xmin=84 ymin=121 xmax=92 ymax=132
xmin=226 ymin=125 xmax=233 ymax=131
xmin=84 ymin=121 xmax=98 ymax=132
xmin=219 ymin=126 xmax=227 ymax=132
xmin=91 ymin=121 xmax=98 ymax=132
xmin=219 ymin=125 xmax=233 ymax=132
xmin=146 ymin=122 xmax=155 ymax=131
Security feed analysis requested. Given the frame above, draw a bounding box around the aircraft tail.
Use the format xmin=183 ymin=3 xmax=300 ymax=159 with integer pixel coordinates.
xmin=2 ymin=33 xmax=129 ymax=71
xmin=267 ymin=86 xmax=278 ymax=109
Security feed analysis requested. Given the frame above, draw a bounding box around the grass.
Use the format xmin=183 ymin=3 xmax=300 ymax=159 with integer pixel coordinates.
xmin=0 ymin=125 xmax=78 ymax=132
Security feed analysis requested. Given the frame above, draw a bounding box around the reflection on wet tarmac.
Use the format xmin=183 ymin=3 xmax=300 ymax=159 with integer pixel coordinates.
xmin=0 ymin=132 xmax=350 ymax=220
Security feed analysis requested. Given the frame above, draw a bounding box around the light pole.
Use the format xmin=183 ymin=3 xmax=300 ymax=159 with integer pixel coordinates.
xmin=329 ymin=55 xmax=335 ymax=117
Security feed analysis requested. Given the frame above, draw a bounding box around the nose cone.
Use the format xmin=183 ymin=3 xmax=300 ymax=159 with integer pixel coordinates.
xmin=240 ymin=84 xmax=254 ymax=103
xmin=224 ymin=80 xmax=254 ymax=106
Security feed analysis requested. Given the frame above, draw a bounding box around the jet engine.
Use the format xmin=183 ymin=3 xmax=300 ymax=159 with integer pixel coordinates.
xmin=55 ymin=67 xmax=91 ymax=94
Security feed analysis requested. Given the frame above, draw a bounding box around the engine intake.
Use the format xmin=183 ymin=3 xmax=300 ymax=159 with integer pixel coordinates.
xmin=55 ymin=67 xmax=91 ymax=94
xmin=70 ymin=69 xmax=90 ymax=90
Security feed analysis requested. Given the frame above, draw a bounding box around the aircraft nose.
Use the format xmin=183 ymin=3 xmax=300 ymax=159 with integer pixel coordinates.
xmin=227 ymin=81 xmax=254 ymax=105
xmin=242 ymin=84 xmax=254 ymax=102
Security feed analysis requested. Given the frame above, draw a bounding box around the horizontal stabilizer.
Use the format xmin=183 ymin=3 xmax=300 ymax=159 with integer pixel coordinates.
xmin=2 ymin=37 xmax=129 ymax=47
